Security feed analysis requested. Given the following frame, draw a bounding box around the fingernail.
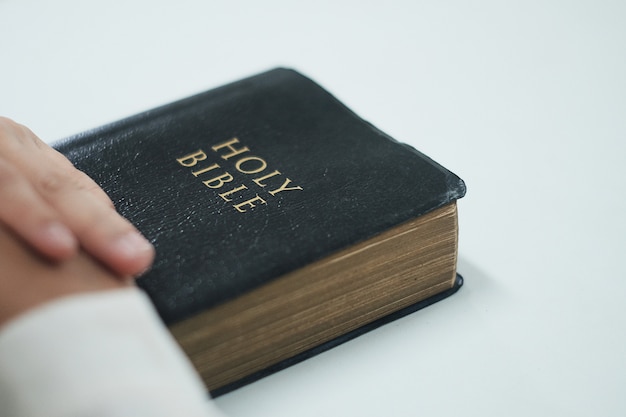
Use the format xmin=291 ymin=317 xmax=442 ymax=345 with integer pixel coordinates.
xmin=42 ymin=222 xmax=77 ymax=250
xmin=113 ymin=232 xmax=154 ymax=259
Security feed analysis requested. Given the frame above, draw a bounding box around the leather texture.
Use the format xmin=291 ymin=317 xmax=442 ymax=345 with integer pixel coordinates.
xmin=56 ymin=68 xmax=466 ymax=325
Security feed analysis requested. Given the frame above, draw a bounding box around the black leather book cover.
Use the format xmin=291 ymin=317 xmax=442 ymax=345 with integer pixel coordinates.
xmin=55 ymin=67 xmax=465 ymax=329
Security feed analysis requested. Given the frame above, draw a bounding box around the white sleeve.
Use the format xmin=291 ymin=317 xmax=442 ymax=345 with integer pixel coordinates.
xmin=0 ymin=287 xmax=226 ymax=417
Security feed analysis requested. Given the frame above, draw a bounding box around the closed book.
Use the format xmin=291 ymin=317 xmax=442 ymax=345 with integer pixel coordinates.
xmin=55 ymin=68 xmax=466 ymax=395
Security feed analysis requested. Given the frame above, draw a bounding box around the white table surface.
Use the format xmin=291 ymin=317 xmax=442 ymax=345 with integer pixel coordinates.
xmin=1 ymin=1 xmax=624 ymax=416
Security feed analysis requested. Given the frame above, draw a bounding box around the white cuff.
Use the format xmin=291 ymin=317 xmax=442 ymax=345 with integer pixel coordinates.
xmin=0 ymin=288 xmax=225 ymax=417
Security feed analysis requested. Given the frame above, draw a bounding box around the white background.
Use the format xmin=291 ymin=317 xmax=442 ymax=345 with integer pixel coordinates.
xmin=1 ymin=1 xmax=625 ymax=416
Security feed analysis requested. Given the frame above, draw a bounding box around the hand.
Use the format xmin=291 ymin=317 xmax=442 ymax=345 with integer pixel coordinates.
xmin=0 ymin=223 xmax=128 ymax=327
xmin=0 ymin=117 xmax=154 ymax=277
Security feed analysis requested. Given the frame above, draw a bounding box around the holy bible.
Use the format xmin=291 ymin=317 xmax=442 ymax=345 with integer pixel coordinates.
xmin=55 ymin=68 xmax=466 ymax=395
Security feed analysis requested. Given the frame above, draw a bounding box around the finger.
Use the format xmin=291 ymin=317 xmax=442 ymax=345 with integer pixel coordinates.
xmin=37 ymin=169 xmax=155 ymax=276
xmin=2 ymin=118 xmax=153 ymax=276
xmin=0 ymin=159 xmax=78 ymax=260
xmin=46 ymin=146 xmax=115 ymax=208
xmin=0 ymin=117 xmax=112 ymax=208
xmin=4 ymin=120 xmax=115 ymax=209
xmin=0 ymin=223 xmax=128 ymax=327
